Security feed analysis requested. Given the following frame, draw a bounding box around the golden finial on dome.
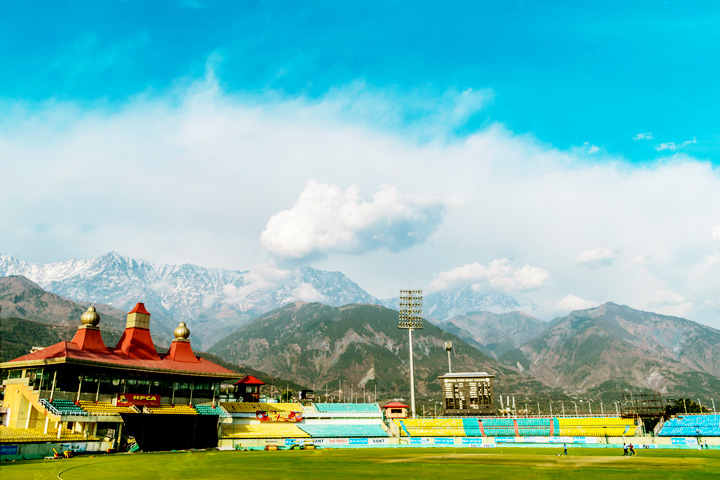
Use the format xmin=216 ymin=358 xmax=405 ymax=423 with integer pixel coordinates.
xmin=174 ymin=321 xmax=190 ymax=341
xmin=80 ymin=306 xmax=100 ymax=326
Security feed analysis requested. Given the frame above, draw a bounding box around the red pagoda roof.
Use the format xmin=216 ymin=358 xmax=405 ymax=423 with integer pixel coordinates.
xmin=128 ymin=302 xmax=151 ymax=315
xmin=235 ymin=375 xmax=265 ymax=385
xmin=382 ymin=401 xmax=410 ymax=408
xmin=5 ymin=341 xmax=234 ymax=377
xmin=1 ymin=303 xmax=238 ymax=379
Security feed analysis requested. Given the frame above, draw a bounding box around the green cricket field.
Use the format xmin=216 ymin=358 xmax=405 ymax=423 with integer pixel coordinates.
xmin=1 ymin=447 xmax=719 ymax=479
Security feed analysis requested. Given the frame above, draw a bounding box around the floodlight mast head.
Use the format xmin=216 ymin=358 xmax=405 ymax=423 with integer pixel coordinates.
xmin=445 ymin=341 xmax=452 ymax=352
xmin=398 ymin=288 xmax=423 ymax=419
xmin=398 ymin=289 xmax=423 ymax=330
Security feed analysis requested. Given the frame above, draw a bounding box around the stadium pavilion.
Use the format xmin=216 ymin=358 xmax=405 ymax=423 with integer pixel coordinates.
xmin=0 ymin=303 xmax=238 ymax=451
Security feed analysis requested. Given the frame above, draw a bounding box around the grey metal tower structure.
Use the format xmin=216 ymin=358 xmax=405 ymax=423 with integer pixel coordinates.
xmin=398 ymin=289 xmax=423 ymax=418
xmin=445 ymin=341 xmax=453 ymax=373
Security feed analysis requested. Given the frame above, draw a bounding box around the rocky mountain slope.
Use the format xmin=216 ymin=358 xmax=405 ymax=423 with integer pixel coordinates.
xmin=0 ymin=275 xmax=172 ymax=346
xmin=510 ymin=302 xmax=720 ymax=396
xmin=0 ymin=317 xmax=106 ymax=362
xmin=442 ymin=311 xmax=547 ymax=359
xmin=209 ymin=302 xmax=548 ymax=398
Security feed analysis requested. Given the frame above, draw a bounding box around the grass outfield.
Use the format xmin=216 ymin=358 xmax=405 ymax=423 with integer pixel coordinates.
xmin=2 ymin=447 xmax=719 ymax=480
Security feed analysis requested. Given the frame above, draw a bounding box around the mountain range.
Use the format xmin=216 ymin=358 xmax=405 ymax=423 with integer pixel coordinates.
xmin=509 ymin=302 xmax=720 ymax=397
xmin=3 ymin=252 xmax=720 ymax=402
xmin=440 ymin=311 xmax=545 ymax=360
xmin=0 ymin=252 xmax=527 ymax=349
xmin=208 ymin=301 xmax=546 ymax=398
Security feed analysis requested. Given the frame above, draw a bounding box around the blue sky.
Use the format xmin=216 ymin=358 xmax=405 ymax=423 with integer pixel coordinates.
xmin=2 ymin=1 xmax=720 ymax=326
xmin=3 ymin=1 xmax=718 ymax=161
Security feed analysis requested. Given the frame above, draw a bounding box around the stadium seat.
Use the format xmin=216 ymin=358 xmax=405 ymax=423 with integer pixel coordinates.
xmin=0 ymin=425 xmax=99 ymax=443
xmin=145 ymin=404 xmax=197 ymax=415
xmin=658 ymin=414 xmax=720 ymax=437
xmin=77 ymin=401 xmax=138 ymax=415
xmin=557 ymin=417 xmax=635 ymax=437
xmin=298 ymin=423 xmax=389 ymax=437
xmin=516 ymin=418 xmax=552 ymax=436
xmin=220 ymin=423 xmax=310 ymax=439
xmin=313 ymin=403 xmax=382 ymax=414
xmin=40 ymin=399 xmax=88 ymax=416
xmin=195 ymin=405 xmax=231 ymax=417
xmin=220 ymin=402 xmax=304 ymax=413
xmin=394 ymin=418 xmax=465 ymax=437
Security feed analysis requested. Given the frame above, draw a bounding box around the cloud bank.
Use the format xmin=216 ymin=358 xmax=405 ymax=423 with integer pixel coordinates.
xmin=260 ymin=180 xmax=449 ymax=261
xmin=1 ymin=76 xmax=720 ymax=327
xmin=576 ymin=248 xmax=616 ymax=267
xmin=428 ymin=259 xmax=550 ymax=293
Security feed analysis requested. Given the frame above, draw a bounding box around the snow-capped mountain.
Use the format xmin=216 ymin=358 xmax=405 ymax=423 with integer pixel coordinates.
xmin=0 ymin=252 xmax=530 ymax=349
xmin=381 ymin=285 xmax=532 ymax=321
xmin=0 ymin=252 xmax=381 ymax=349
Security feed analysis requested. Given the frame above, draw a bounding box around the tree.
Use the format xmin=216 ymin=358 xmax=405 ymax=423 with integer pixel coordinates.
xmin=664 ymin=398 xmax=709 ymax=416
xmin=280 ymin=389 xmax=293 ymax=402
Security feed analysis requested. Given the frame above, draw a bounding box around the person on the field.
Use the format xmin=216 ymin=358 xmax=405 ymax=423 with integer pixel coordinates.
xmin=623 ymin=443 xmax=628 ymax=456
xmin=563 ymin=444 xmax=568 ymax=455
xmin=629 ymin=443 xmax=635 ymax=456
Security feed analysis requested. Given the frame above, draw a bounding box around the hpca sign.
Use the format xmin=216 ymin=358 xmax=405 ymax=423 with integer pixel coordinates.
xmin=117 ymin=393 xmax=161 ymax=407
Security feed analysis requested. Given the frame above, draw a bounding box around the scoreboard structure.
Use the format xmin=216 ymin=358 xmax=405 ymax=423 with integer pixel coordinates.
xmin=437 ymin=372 xmax=496 ymax=416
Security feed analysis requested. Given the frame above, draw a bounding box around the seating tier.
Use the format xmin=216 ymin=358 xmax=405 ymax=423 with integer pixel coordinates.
xmin=77 ymin=401 xmax=137 ymax=415
xmin=221 ymin=402 xmax=303 ymax=413
xmin=659 ymin=415 xmax=720 ymax=437
xmin=394 ymin=418 xmax=465 ymax=437
xmin=298 ymin=423 xmax=389 ymax=437
xmin=313 ymin=403 xmax=381 ymax=414
xmin=0 ymin=426 xmax=98 ymax=443
xmin=557 ymin=417 xmax=635 ymax=437
xmin=195 ymin=405 xmax=230 ymax=417
xmin=145 ymin=405 xmax=197 ymax=415
xmin=220 ymin=423 xmax=310 ymax=438
xmin=41 ymin=399 xmax=88 ymax=416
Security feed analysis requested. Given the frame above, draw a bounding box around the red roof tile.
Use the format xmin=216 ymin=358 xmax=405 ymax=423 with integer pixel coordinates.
xmin=128 ymin=302 xmax=151 ymax=315
xmin=382 ymin=401 xmax=410 ymax=408
xmin=235 ymin=375 xmax=265 ymax=385
xmin=71 ymin=327 xmax=112 ymax=354
xmin=115 ymin=327 xmax=160 ymax=360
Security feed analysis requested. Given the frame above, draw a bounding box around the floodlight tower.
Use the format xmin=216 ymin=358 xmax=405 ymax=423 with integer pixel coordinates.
xmin=398 ymin=289 xmax=423 ymax=418
xmin=444 ymin=341 xmax=453 ymax=373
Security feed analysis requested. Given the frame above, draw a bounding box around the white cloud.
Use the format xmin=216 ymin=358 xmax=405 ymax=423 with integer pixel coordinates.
xmin=428 ymin=259 xmax=550 ymax=293
xmin=260 ymin=180 xmax=450 ymax=261
xmin=292 ymin=282 xmax=328 ymax=303
xmin=656 ymin=137 xmax=697 ymax=151
xmin=582 ymin=142 xmax=600 ymax=154
xmin=1 ymin=75 xmax=720 ymax=329
xmin=712 ymin=225 xmax=720 ymax=242
xmin=647 ymin=289 xmax=694 ymax=318
xmin=553 ymin=294 xmax=597 ymax=312
xmin=243 ymin=262 xmax=291 ymax=291
xmin=576 ymin=248 xmax=616 ymax=267
xmin=532 ymin=294 xmax=597 ymax=319
xmin=221 ymin=262 xmax=291 ymax=307
xmin=633 ymin=132 xmax=653 ymax=141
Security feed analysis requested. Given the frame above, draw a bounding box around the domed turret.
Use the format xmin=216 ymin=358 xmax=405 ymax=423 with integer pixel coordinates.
xmin=174 ymin=322 xmax=190 ymax=342
xmin=81 ymin=306 xmax=100 ymax=327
